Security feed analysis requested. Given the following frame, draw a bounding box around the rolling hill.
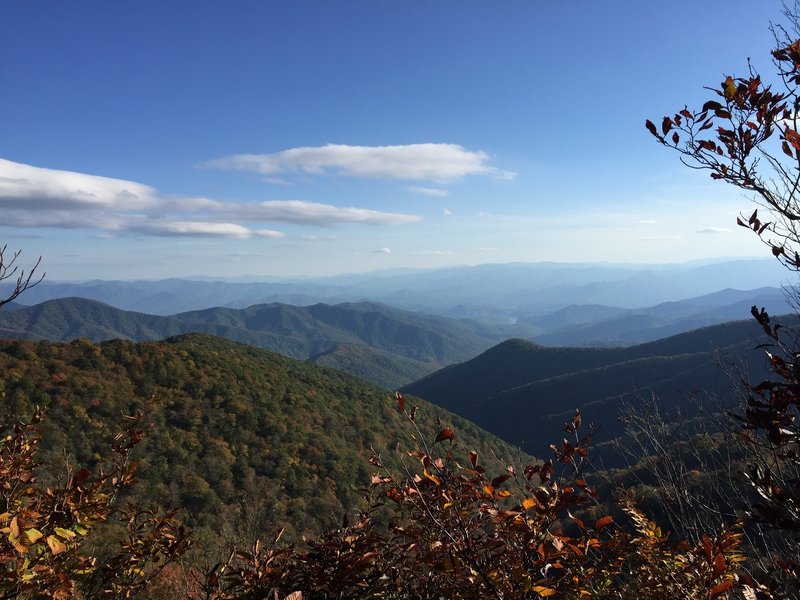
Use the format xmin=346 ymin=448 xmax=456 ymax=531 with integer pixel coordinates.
xmin=529 ymin=287 xmax=792 ymax=346
xmin=0 ymin=297 xmax=499 ymax=389
xmin=402 ymin=316 xmax=788 ymax=461
xmin=0 ymin=333 xmax=530 ymax=544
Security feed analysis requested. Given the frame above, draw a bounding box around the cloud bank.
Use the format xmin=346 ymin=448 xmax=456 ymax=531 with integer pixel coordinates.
xmin=202 ymin=143 xmax=515 ymax=183
xmin=0 ymin=158 xmax=420 ymax=238
xmin=406 ymin=186 xmax=450 ymax=197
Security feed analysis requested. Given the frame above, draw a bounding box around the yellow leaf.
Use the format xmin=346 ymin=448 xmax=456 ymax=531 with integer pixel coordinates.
xmin=47 ymin=535 xmax=67 ymax=555
xmin=9 ymin=516 xmax=20 ymax=539
xmin=423 ymin=470 xmax=441 ymax=485
xmin=532 ymin=586 xmax=558 ymax=597
xmin=522 ymin=498 xmax=536 ymax=510
xmin=24 ymin=528 xmax=43 ymax=544
xmin=54 ymin=527 xmax=76 ymax=540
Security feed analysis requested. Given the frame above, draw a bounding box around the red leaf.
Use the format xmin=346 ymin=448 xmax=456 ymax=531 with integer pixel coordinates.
xmin=434 ymin=427 xmax=455 ymax=444
xmin=662 ymin=116 xmax=672 ymax=135
xmin=595 ymin=515 xmax=613 ymax=531
xmin=645 ymin=119 xmax=657 ymax=136
xmin=672 ymin=132 xmax=679 ymax=144
xmin=469 ymin=450 xmax=478 ymax=468
xmin=713 ymin=552 xmax=727 ymax=578
xmin=491 ymin=474 xmax=510 ymax=488
xmin=702 ymin=100 xmax=723 ymax=111
xmin=395 ymin=391 xmax=404 ymax=413
xmin=702 ymin=535 xmax=713 ymax=561
xmin=572 ymin=409 xmax=581 ymax=431
xmin=710 ymin=580 xmax=733 ymax=598
xmin=72 ymin=468 xmax=89 ymax=488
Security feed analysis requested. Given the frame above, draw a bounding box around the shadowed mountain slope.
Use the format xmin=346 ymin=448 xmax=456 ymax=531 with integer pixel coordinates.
xmin=403 ymin=317 xmax=787 ymax=460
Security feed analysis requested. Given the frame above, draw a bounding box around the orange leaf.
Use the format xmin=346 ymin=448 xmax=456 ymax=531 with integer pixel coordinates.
xmin=47 ymin=535 xmax=67 ymax=555
xmin=710 ymin=580 xmax=733 ymax=598
xmin=713 ymin=552 xmax=727 ymax=578
xmin=595 ymin=515 xmax=613 ymax=531
xmin=423 ymin=470 xmax=441 ymax=485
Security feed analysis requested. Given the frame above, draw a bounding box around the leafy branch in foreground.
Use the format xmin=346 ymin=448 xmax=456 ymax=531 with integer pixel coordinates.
xmin=186 ymin=396 xmax=745 ymax=599
xmin=645 ymin=3 xmax=800 ymax=272
xmin=647 ymin=4 xmax=800 ymax=595
xmin=0 ymin=409 xmax=191 ymax=599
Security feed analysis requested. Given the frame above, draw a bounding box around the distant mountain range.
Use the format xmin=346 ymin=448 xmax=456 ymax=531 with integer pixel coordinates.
xmin=0 ymin=282 xmax=793 ymax=389
xmin=7 ymin=259 xmax=790 ymax=320
xmin=528 ymin=287 xmax=792 ymax=346
xmin=402 ymin=316 xmax=790 ymax=462
xmin=0 ymin=297 xmax=499 ymax=389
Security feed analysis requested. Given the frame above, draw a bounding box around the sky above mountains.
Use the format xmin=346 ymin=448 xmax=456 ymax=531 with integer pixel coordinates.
xmin=0 ymin=1 xmax=783 ymax=280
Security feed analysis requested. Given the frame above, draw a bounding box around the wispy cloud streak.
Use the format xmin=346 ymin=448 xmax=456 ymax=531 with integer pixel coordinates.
xmin=202 ymin=143 xmax=515 ymax=183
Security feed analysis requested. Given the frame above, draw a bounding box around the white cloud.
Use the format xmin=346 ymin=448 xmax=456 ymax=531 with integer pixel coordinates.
xmin=223 ymin=200 xmax=421 ymax=226
xmin=476 ymin=246 xmax=497 ymax=252
xmin=442 ymin=208 xmax=452 ymax=215
xmin=0 ymin=157 xmax=421 ymax=237
xmin=637 ymin=219 xmax=659 ymax=225
xmin=697 ymin=227 xmax=732 ymax=234
xmin=407 ymin=186 xmax=450 ymax=197
xmin=128 ymin=221 xmax=267 ymax=239
xmin=372 ymin=247 xmax=392 ymax=254
xmin=202 ymin=143 xmax=515 ymax=183
xmin=411 ymin=249 xmax=453 ymax=256
xmin=255 ymin=229 xmax=287 ymax=238
xmin=0 ymin=158 xmax=158 ymax=211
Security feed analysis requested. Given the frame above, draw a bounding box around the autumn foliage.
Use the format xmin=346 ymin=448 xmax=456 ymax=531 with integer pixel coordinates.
xmin=0 ymin=408 xmax=191 ymax=599
xmin=1 ymin=394 xmax=754 ymax=599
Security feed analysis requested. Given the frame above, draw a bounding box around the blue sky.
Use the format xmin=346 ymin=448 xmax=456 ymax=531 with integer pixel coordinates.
xmin=0 ymin=1 xmax=784 ymax=280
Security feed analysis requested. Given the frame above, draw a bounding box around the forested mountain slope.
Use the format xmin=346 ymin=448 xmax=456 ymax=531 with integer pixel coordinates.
xmin=403 ymin=316 xmax=785 ymax=460
xmin=0 ymin=334 xmax=529 ymax=544
xmin=0 ymin=297 xmax=498 ymax=388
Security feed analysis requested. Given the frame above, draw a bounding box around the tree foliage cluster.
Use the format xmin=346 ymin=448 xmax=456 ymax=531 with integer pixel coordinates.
xmin=2 ymin=395 xmax=753 ymax=599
